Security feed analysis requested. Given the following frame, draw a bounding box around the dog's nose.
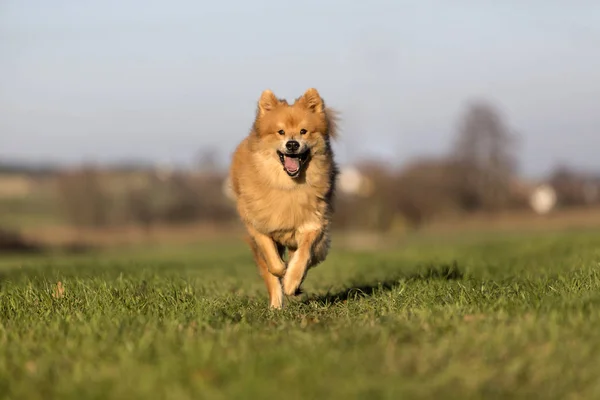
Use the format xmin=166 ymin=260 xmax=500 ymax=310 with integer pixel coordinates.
xmin=285 ymin=140 xmax=300 ymax=152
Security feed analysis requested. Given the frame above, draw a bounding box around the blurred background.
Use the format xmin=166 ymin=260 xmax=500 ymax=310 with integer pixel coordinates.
xmin=1 ymin=1 xmax=599 ymax=251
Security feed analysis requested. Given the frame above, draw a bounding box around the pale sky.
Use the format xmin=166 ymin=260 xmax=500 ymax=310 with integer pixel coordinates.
xmin=1 ymin=1 xmax=599 ymax=177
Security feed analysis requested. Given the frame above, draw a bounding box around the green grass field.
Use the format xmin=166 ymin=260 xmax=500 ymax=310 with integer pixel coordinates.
xmin=2 ymin=230 xmax=600 ymax=399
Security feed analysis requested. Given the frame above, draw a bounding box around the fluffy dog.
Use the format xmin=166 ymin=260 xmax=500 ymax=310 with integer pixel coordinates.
xmin=229 ymin=88 xmax=338 ymax=308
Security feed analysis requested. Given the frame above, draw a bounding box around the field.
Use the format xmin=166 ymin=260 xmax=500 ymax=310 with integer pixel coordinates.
xmin=2 ymin=229 xmax=600 ymax=399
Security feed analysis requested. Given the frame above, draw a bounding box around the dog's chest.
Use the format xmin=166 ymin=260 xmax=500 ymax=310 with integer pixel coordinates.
xmin=249 ymin=186 xmax=323 ymax=235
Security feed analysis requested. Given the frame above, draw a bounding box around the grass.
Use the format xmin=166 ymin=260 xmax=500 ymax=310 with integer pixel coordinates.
xmin=1 ymin=230 xmax=600 ymax=399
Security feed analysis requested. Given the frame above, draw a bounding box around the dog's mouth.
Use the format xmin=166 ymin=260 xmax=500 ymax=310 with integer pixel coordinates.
xmin=277 ymin=150 xmax=310 ymax=178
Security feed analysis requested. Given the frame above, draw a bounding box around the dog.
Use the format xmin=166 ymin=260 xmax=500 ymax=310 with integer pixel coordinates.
xmin=229 ymin=88 xmax=339 ymax=309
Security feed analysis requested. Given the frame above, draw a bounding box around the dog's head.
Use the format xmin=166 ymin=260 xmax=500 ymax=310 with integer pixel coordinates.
xmin=252 ymin=88 xmax=337 ymax=179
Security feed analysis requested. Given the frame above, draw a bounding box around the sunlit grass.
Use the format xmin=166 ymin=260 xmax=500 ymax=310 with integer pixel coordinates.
xmin=1 ymin=230 xmax=600 ymax=399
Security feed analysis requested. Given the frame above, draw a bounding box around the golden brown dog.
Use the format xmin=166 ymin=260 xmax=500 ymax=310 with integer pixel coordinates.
xmin=229 ymin=88 xmax=338 ymax=309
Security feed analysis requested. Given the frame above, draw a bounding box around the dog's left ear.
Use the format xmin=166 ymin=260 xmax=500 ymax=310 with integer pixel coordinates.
xmin=257 ymin=89 xmax=279 ymax=116
xmin=298 ymin=88 xmax=324 ymax=113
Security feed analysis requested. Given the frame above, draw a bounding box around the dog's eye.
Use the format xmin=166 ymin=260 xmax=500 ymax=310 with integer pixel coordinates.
xmin=278 ymin=130 xmax=285 ymax=135
xmin=300 ymin=129 xmax=307 ymax=135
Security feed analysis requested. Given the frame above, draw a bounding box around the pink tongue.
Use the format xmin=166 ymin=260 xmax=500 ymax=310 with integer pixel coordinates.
xmin=284 ymin=156 xmax=300 ymax=172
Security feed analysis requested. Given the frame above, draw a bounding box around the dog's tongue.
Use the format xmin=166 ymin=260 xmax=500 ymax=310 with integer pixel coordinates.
xmin=284 ymin=156 xmax=300 ymax=173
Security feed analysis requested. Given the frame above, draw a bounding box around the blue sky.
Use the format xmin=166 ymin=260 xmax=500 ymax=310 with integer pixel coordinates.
xmin=1 ymin=1 xmax=599 ymax=177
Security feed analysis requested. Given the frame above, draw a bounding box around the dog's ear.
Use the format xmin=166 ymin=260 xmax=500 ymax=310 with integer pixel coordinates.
xmin=257 ymin=90 xmax=279 ymax=116
xmin=298 ymin=88 xmax=324 ymax=113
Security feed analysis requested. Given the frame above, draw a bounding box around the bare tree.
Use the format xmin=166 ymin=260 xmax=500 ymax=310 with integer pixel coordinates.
xmin=56 ymin=166 xmax=111 ymax=228
xmin=451 ymin=100 xmax=519 ymax=211
xmin=195 ymin=148 xmax=220 ymax=174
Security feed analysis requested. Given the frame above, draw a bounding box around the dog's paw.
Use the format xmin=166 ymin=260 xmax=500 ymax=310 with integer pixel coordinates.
xmin=268 ymin=262 xmax=286 ymax=278
xmin=269 ymin=296 xmax=284 ymax=309
xmin=282 ymin=279 xmax=302 ymax=297
xmin=269 ymin=302 xmax=283 ymax=310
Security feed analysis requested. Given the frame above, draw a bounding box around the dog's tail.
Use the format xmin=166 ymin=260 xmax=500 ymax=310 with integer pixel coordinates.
xmin=325 ymin=107 xmax=340 ymax=140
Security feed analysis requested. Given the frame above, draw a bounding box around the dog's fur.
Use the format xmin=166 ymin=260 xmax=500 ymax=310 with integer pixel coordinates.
xmin=229 ymin=88 xmax=338 ymax=308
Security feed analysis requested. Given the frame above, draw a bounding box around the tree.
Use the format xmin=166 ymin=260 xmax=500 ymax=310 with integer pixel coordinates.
xmin=195 ymin=148 xmax=220 ymax=174
xmin=451 ymin=100 xmax=519 ymax=211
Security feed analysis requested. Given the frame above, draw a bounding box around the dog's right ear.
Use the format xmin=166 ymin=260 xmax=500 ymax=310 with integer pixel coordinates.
xmin=257 ymin=90 xmax=279 ymax=116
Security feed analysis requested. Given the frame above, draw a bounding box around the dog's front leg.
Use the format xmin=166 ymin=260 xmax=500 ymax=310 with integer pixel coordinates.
xmin=282 ymin=228 xmax=326 ymax=296
xmin=247 ymin=225 xmax=286 ymax=278
xmin=246 ymin=236 xmax=284 ymax=309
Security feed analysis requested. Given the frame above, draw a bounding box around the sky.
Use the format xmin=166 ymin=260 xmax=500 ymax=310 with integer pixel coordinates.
xmin=1 ymin=1 xmax=599 ymax=177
